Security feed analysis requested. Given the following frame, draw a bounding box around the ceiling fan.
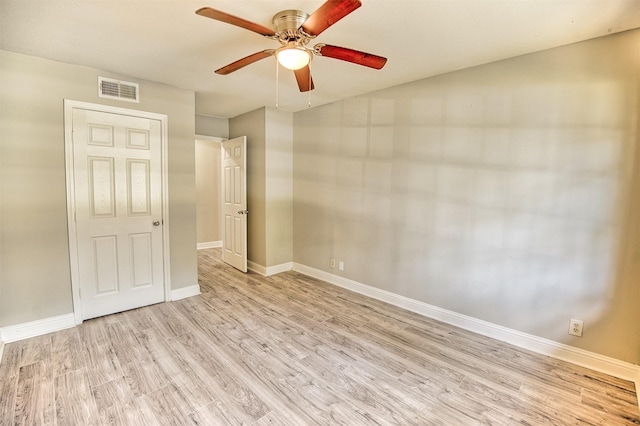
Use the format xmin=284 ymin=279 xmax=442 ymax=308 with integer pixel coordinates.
xmin=196 ymin=0 xmax=387 ymax=92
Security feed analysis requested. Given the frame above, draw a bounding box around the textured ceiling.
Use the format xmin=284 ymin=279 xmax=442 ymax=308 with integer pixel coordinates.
xmin=2 ymin=0 xmax=640 ymax=118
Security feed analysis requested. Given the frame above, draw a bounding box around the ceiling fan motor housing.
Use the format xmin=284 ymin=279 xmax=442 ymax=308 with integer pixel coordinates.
xmin=272 ymin=10 xmax=310 ymax=42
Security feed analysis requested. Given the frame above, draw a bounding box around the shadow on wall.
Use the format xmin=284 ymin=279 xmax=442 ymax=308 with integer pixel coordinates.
xmin=292 ymin=30 xmax=640 ymax=363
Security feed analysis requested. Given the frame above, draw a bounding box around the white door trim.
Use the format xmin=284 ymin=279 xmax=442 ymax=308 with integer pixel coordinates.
xmin=64 ymin=100 xmax=171 ymax=325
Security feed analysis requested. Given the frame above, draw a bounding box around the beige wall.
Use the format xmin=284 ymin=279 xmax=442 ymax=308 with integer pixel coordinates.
xmin=195 ymin=139 xmax=222 ymax=244
xmin=293 ymin=30 xmax=640 ymax=363
xmin=265 ymin=108 xmax=293 ymax=267
xmin=196 ymin=114 xmax=229 ymax=139
xmin=230 ymin=107 xmax=294 ymax=269
xmin=0 ymin=50 xmax=198 ymax=327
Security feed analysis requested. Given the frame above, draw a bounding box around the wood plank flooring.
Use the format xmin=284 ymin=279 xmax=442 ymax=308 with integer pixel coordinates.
xmin=1 ymin=248 xmax=639 ymax=425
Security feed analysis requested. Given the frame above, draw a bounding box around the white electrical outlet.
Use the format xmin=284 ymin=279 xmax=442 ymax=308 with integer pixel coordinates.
xmin=330 ymin=258 xmax=335 ymax=268
xmin=339 ymin=261 xmax=344 ymax=271
xmin=569 ymin=319 xmax=583 ymax=337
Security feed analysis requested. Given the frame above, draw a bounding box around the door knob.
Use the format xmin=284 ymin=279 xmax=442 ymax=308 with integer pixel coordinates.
xmin=153 ymin=220 xmax=161 ymax=226
xmin=237 ymin=210 xmax=249 ymax=215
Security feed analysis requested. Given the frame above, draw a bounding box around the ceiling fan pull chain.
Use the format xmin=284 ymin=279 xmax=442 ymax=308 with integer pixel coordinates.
xmin=308 ymin=71 xmax=312 ymax=108
xmin=275 ymin=60 xmax=280 ymax=109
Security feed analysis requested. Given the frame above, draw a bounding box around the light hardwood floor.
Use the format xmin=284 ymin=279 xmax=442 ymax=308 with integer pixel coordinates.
xmin=1 ymin=248 xmax=639 ymax=425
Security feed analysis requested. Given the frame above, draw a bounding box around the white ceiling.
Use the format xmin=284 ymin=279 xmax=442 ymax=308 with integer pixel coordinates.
xmin=2 ymin=1 xmax=640 ymax=118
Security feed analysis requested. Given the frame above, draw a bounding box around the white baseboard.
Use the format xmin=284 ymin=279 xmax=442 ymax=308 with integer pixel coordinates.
xmin=0 ymin=285 xmax=203 ymax=345
xmin=0 ymin=313 xmax=76 ymax=344
xmin=197 ymin=241 xmax=222 ymax=250
xmin=247 ymin=260 xmax=266 ymax=275
xmin=248 ymin=260 xmax=292 ymax=276
xmin=0 ymin=342 xmax=4 ymax=364
xmin=292 ymin=263 xmax=640 ymax=389
xmin=171 ymin=284 xmax=201 ymax=301
xmin=0 ymin=282 xmax=201 ymax=353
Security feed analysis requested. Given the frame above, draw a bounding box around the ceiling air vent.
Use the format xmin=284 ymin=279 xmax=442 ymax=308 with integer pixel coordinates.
xmin=98 ymin=77 xmax=139 ymax=103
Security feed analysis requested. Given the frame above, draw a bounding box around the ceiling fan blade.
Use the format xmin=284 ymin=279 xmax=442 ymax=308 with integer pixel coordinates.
xmin=316 ymin=44 xmax=387 ymax=69
xmin=215 ymin=50 xmax=275 ymax=75
xmin=196 ymin=7 xmax=276 ymax=37
xmin=301 ymin=0 xmax=361 ymax=37
xmin=294 ymin=66 xmax=315 ymax=92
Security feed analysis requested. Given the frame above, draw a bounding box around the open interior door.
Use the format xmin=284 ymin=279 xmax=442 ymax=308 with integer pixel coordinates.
xmin=221 ymin=136 xmax=248 ymax=272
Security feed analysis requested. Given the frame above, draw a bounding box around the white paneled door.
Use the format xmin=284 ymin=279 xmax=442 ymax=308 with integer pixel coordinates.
xmin=221 ymin=136 xmax=248 ymax=272
xmin=70 ymin=106 xmax=166 ymax=320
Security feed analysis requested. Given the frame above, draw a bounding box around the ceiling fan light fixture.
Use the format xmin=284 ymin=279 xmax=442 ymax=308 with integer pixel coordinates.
xmin=276 ymin=46 xmax=312 ymax=70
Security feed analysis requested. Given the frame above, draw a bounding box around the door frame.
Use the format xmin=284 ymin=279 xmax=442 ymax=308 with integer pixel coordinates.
xmin=64 ymin=100 xmax=171 ymax=324
xmin=195 ymin=134 xmax=226 ymax=250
